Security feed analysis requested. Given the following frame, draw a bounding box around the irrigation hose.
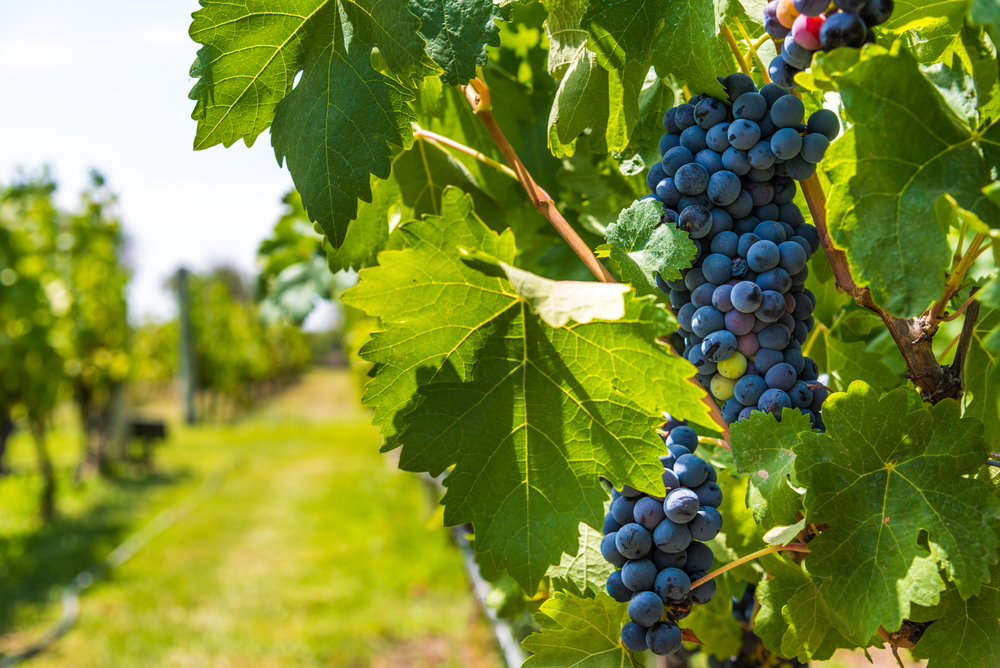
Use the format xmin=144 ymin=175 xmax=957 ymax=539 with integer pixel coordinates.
xmin=0 ymin=459 xmax=241 ymax=667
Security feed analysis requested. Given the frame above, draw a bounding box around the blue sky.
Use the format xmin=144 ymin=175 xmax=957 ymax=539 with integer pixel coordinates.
xmin=0 ymin=1 xmax=296 ymax=319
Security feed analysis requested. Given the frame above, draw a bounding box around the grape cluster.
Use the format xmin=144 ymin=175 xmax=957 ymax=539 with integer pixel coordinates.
xmin=601 ymin=424 xmax=720 ymax=655
xmin=764 ymin=0 xmax=894 ymax=89
xmin=645 ymin=76 xmax=833 ymax=426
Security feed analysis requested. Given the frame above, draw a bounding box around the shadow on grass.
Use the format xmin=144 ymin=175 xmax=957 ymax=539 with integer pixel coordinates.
xmin=0 ymin=467 xmax=193 ymax=637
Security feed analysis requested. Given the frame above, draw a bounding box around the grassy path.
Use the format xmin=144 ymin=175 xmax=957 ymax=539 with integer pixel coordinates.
xmin=0 ymin=370 xmax=501 ymax=668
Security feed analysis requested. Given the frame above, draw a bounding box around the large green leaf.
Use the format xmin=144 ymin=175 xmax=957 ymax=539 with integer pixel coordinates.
xmin=190 ymin=0 xmax=511 ymax=251
xmin=188 ymin=0 xmax=329 ymax=150
xmin=794 ymin=383 xmax=1000 ymax=641
xmin=882 ymin=0 xmax=971 ymax=65
xmin=964 ymin=304 xmax=1000 ymax=446
xmin=580 ymin=0 xmax=730 ymax=99
xmin=521 ymin=592 xmax=628 ymax=667
xmin=970 ymin=0 xmax=1000 ymax=38
xmin=344 ymin=188 xmax=517 ymax=445
xmin=410 ymin=0 xmax=508 ymax=85
xmin=580 ymin=0 xmax=667 ymax=71
xmin=650 ymin=0 xmax=730 ymax=99
xmin=546 ymin=522 xmax=615 ymax=597
xmin=541 ymin=0 xmax=590 ymax=78
xmin=547 ymin=50 xmax=647 ymax=157
xmin=618 ymin=68 xmax=683 ymax=177
xmin=343 ymin=188 xmax=712 ymax=588
xmin=824 ymin=336 xmax=899 ymax=393
xmin=394 ymin=138 xmax=503 ymax=226
xmin=271 ymin=10 xmax=415 ymax=248
xmin=912 ymin=561 xmax=1000 ymax=668
xmin=600 ymin=199 xmax=697 ymax=296
xmin=815 ymin=43 xmax=999 ymax=317
xmin=730 ymin=409 xmax=811 ymax=531
xmin=327 ymin=174 xmax=399 ymax=272
xmin=755 ymin=554 xmax=852 ymax=661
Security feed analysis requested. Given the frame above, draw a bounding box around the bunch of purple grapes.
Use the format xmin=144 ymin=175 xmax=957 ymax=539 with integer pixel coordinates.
xmin=645 ymin=74 xmax=832 ymax=426
xmin=764 ymin=0 xmax=894 ymax=89
xmin=601 ymin=422 xmax=721 ymax=655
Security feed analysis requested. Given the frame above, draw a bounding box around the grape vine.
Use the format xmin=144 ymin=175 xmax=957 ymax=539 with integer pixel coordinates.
xmin=187 ymin=1 xmax=1000 ymax=666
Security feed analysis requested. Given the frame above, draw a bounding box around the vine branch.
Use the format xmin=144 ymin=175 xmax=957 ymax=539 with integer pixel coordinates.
xmin=459 ymin=79 xmax=616 ymax=284
xmin=798 ymin=175 xmax=967 ymax=404
xmin=460 ymin=77 xmax=732 ymax=436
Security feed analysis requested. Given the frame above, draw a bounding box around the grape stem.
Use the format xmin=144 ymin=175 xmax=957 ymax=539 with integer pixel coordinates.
xmin=721 ymin=25 xmax=752 ymax=76
xmin=459 ymin=78 xmax=616 ymax=283
xmin=798 ymin=175 xmax=969 ymax=404
xmin=928 ymin=232 xmax=986 ymax=328
xmin=734 ymin=18 xmax=771 ymax=84
xmin=411 ymin=124 xmax=519 ymax=180
xmin=689 ymin=543 xmax=810 ymax=590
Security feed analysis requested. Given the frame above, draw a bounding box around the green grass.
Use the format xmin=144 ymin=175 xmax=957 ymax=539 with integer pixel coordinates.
xmin=0 ymin=369 xmax=502 ymax=668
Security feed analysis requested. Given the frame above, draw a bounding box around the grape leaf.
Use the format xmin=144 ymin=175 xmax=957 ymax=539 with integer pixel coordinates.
xmin=270 ymin=9 xmax=415 ymax=248
xmin=327 ymin=175 xmax=399 ymax=272
xmin=580 ymin=0 xmax=667 ymax=71
xmin=755 ymin=554 xmax=806 ymax=655
xmin=615 ymin=68 xmax=678 ymax=175
xmin=649 ymin=0 xmax=730 ymax=99
xmin=730 ymin=408 xmax=811 ymax=531
xmin=601 ymin=199 xmax=697 ymax=296
xmin=964 ymin=304 xmax=1000 ymax=446
xmin=557 ymin=149 xmax=648 ymax=238
xmin=343 ymin=188 xmax=516 ymax=444
xmin=755 ymin=554 xmax=852 ymax=661
xmin=912 ymin=561 xmax=1000 ymax=668
xmin=394 ymin=138 xmax=504 ymax=228
xmin=467 ymin=253 xmax=632 ymax=326
xmin=936 ymin=193 xmax=1000 ymax=238
xmin=814 ymin=44 xmax=999 ymax=317
xmin=546 ymin=522 xmax=614 ymax=597
xmin=717 ymin=470 xmax=769 ymax=555
xmin=541 ymin=0 xmax=589 ymax=78
xmin=410 ymin=0 xmax=508 ymax=86
xmin=970 ymin=0 xmax=1000 ymax=39
xmin=780 ymin=577 xmax=851 ymax=660
xmin=188 ymin=0 xmax=329 ymax=150
xmin=581 ymin=0 xmax=729 ymax=99
xmin=343 ymin=0 xmax=439 ymax=79
xmin=793 ymin=383 xmax=1000 ymax=641
xmin=838 ymin=309 xmax=883 ymax=336
xmin=344 ymin=187 xmax=713 ymax=587
xmin=883 ymin=0 xmax=972 ymax=66
xmin=824 ymin=336 xmax=899 ymax=393
xmin=764 ymin=519 xmax=806 ymax=546
xmin=547 ymin=50 xmax=647 ymax=157
xmin=521 ymin=592 xmax=627 ymax=667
